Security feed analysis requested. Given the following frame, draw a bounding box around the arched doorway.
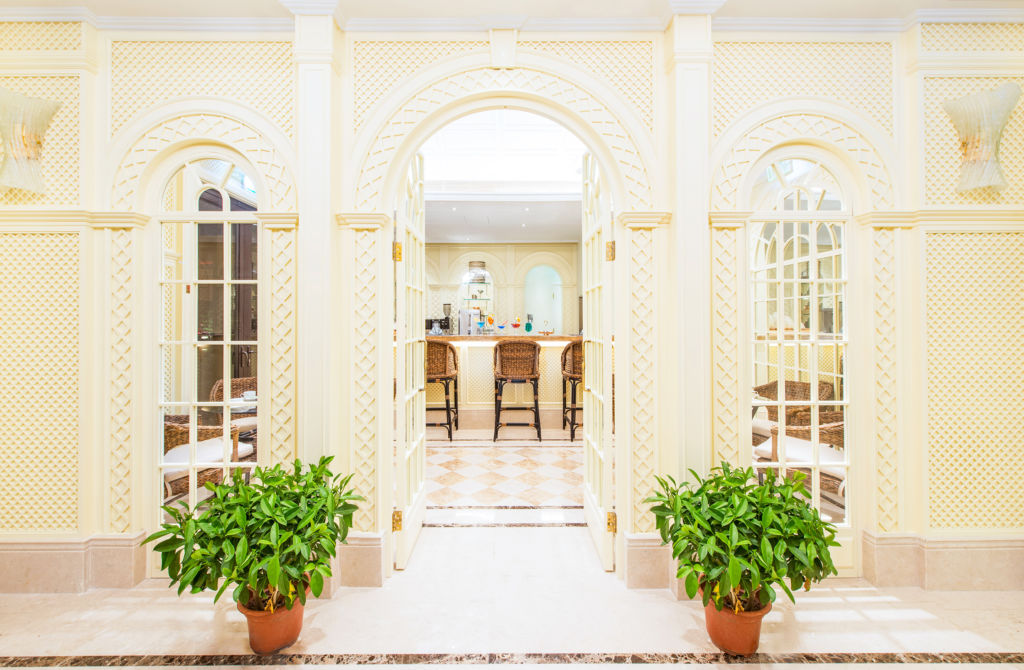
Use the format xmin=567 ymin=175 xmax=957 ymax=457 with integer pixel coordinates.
xmin=386 ymin=106 xmax=618 ymax=572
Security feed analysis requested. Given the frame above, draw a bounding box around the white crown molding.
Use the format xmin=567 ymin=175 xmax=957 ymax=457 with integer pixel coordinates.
xmin=0 ymin=6 xmax=97 ymax=22
xmin=277 ymin=0 xmax=338 ymax=16
xmin=712 ymin=17 xmax=904 ymax=33
xmin=341 ymin=16 xmax=666 ymax=32
xmin=910 ymin=8 xmax=1024 ymax=24
xmin=667 ymin=0 xmax=728 ymax=15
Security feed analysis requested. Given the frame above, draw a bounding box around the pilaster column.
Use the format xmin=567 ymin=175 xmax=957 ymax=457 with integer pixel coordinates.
xmin=334 ymin=213 xmax=393 ymax=587
xmin=89 ymin=213 xmax=148 ymax=537
xmin=256 ymin=213 xmax=299 ymax=466
xmin=709 ymin=212 xmax=751 ymax=467
xmin=287 ymin=2 xmax=341 ymax=463
xmin=670 ymin=14 xmax=714 ymax=477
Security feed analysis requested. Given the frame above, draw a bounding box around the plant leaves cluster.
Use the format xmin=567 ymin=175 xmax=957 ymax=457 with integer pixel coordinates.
xmin=144 ymin=456 xmax=363 ymax=612
xmin=644 ymin=462 xmax=838 ymax=613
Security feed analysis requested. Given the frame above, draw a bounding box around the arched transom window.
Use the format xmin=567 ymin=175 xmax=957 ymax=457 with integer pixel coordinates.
xmin=749 ymin=157 xmax=849 ymax=525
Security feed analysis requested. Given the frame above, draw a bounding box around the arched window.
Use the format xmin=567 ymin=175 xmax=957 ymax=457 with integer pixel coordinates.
xmin=749 ymin=156 xmax=849 ymax=525
xmin=158 ymin=157 xmax=260 ymax=510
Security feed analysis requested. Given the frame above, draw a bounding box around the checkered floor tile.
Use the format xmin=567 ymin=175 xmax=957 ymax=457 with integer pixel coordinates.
xmin=426 ymin=445 xmax=583 ymax=508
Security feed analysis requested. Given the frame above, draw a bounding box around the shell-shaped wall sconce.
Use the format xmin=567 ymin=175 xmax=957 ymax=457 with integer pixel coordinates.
xmin=942 ymin=82 xmax=1021 ymax=193
xmin=0 ymin=86 xmax=61 ymax=194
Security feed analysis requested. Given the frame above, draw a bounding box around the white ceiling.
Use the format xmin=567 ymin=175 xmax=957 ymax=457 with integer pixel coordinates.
xmin=426 ymin=200 xmax=581 ymax=244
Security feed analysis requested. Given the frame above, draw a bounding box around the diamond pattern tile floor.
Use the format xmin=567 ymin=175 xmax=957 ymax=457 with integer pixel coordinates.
xmin=426 ymin=445 xmax=583 ymax=508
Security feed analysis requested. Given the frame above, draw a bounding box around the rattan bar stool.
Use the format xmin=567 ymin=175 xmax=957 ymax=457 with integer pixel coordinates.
xmin=425 ymin=340 xmax=459 ymax=440
xmin=561 ymin=341 xmax=583 ymax=440
xmin=493 ymin=339 xmax=542 ymax=441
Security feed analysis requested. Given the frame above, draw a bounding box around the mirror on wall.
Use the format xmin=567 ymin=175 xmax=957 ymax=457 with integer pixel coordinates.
xmin=524 ymin=264 xmax=563 ymax=334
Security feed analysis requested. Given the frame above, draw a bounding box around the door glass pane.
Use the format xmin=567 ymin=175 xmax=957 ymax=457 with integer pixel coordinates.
xmin=231 ymin=223 xmax=258 ymax=280
xmin=197 ymin=223 xmax=223 ymax=280
xmin=231 ymin=285 xmax=257 ymax=341
xmin=197 ymin=285 xmax=223 ymax=341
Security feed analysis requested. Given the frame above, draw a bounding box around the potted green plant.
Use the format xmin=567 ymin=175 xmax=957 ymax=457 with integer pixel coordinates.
xmin=145 ymin=457 xmax=363 ymax=654
xmin=645 ymin=462 xmax=838 ymax=656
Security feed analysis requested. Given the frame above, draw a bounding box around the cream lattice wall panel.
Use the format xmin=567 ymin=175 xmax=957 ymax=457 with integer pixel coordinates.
xmin=872 ymin=228 xmax=898 ymax=533
xmin=712 ymin=41 xmax=894 ymax=138
xmin=924 ymin=76 xmax=1024 ymax=206
xmin=519 ymin=40 xmax=655 ymax=133
xmin=711 ymin=227 xmax=741 ymax=466
xmin=0 ymin=76 xmax=79 ymax=207
xmin=352 ymin=229 xmax=379 ymax=531
xmin=108 ymin=229 xmax=133 ymax=533
xmin=268 ymin=227 xmax=297 ymax=465
xmin=352 ymin=40 xmax=488 ymax=132
xmin=926 ymin=232 xmax=1024 ymax=529
xmin=110 ymin=41 xmax=294 ymax=138
xmin=630 ymin=228 xmax=656 ymax=533
xmin=0 ymin=21 xmax=82 ymax=51
xmin=921 ymin=23 xmax=1024 ymax=52
xmin=0 ymin=233 xmax=80 ymax=533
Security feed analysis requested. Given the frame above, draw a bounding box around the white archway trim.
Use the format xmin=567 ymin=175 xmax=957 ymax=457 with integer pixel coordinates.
xmin=353 ymin=65 xmax=655 ymax=213
xmin=106 ymin=99 xmax=298 ymax=212
xmin=711 ymin=100 xmax=896 ymax=212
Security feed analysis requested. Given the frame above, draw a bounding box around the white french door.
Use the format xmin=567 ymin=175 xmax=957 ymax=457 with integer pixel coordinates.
xmin=581 ymin=154 xmax=615 ymax=571
xmin=394 ymin=153 xmax=427 ymax=569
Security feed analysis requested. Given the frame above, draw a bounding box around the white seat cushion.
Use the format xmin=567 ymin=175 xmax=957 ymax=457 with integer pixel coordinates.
xmin=231 ymin=416 xmax=258 ymax=431
xmin=752 ymin=418 xmax=776 ymax=439
xmin=163 ymin=437 xmax=254 ymax=483
xmin=753 ymin=435 xmax=846 ymax=482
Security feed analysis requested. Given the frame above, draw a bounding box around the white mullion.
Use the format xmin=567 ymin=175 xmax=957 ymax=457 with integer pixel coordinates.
xmin=222 ymin=220 xmax=232 ymax=473
xmin=774 ymin=220 xmax=787 ymax=473
xmin=186 ymin=219 xmax=199 ymax=510
xmin=808 ymin=219 xmax=821 ymax=510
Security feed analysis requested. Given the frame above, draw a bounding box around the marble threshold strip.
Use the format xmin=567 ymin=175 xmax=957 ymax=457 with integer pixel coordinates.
xmin=426 ymin=505 xmax=583 ymax=510
xmin=1 ymin=652 xmax=1022 ymax=666
xmin=422 ymin=522 xmax=587 ymax=527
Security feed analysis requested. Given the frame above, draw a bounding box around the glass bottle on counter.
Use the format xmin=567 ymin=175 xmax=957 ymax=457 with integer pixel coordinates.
xmin=458 ymin=261 xmax=494 ymax=335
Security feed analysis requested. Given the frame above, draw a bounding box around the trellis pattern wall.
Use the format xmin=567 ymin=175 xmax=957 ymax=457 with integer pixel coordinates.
xmin=0 ymin=21 xmax=82 ymax=51
xmin=108 ymin=228 xmax=134 ymax=534
xmin=629 ymin=227 xmax=656 ymax=534
xmin=351 ymin=40 xmax=488 ymax=131
xmin=109 ymin=40 xmax=295 ymax=138
xmin=0 ymin=232 xmax=80 ymax=532
xmin=923 ymin=75 xmax=1024 ymax=206
xmin=925 ymin=232 xmax=1024 ymax=530
xmin=266 ymin=221 xmax=298 ymax=465
xmin=519 ymin=40 xmax=655 ymax=133
xmin=0 ymin=75 xmax=80 ymax=207
xmin=710 ymin=224 xmax=741 ymax=467
xmin=920 ymin=23 xmax=1024 ymax=52
xmin=712 ymin=41 xmax=894 ymax=138
xmin=872 ymin=227 xmax=899 ymax=533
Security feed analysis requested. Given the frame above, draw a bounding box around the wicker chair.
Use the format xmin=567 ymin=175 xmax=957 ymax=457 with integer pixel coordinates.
xmin=764 ymin=410 xmax=847 ymax=497
xmin=753 ymin=380 xmax=835 ymax=423
xmin=425 ymin=340 xmax=459 ymax=440
xmin=493 ymin=339 xmax=542 ymax=441
xmin=560 ymin=341 xmax=583 ymax=440
xmin=210 ymin=376 xmax=258 ymax=432
xmin=162 ymin=415 xmax=254 ymax=501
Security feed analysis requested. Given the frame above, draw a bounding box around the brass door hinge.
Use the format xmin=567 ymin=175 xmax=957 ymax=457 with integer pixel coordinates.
xmin=392 ymin=509 xmax=403 ymax=532
xmin=605 ymin=241 xmax=616 ymax=261
xmin=606 ymin=511 xmax=617 ymax=533
xmin=392 ymin=241 xmax=403 ymax=262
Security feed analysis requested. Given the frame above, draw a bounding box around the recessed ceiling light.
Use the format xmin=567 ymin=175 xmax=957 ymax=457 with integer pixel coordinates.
xmin=524 ymin=207 xmax=530 ymax=211
xmin=521 ymin=223 xmax=526 ymax=227
xmin=452 ymin=207 xmax=457 ymax=211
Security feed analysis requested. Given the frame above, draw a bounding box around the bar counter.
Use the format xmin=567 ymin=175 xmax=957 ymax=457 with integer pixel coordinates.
xmin=424 ymin=334 xmax=580 ymax=410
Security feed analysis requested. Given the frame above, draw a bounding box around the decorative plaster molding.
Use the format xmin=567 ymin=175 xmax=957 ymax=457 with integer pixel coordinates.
xmin=256 ymin=212 xmax=299 ymax=229
xmin=336 ymin=212 xmax=389 ymax=230
xmin=277 ymin=0 xmax=338 ymax=16
xmin=855 ymin=209 xmax=1024 ymax=228
xmin=0 ymin=210 xmax=148 ymax=227
xmin=94 ymin=16 xmax=294 ymax=32
xmin=341 ymin=17 xmax=666 ymax=32
xmin=713 ymin=9 xmax=1024 ymax=33
xmin=618 ymin=211 xmax=671 ymax=229
xmin=708 ymin=211 xmax=750 ymax=229
xmin=668 ymin=0 xmax=728 ymax=15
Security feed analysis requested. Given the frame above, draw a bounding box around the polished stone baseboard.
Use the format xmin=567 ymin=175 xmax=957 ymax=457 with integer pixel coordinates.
xmin=0 ymin=532 xmax=147 ymax=593
xmin=863 ymin=530 xmax=1024 ymax=589
xmin=623 ymin=533 xmax=671 ymax=589
xmin=337 ymin=532 xmax=385 ymax=587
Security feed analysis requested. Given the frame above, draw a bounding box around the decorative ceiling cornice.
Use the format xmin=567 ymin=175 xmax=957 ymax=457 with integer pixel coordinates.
xmin=666 ymin=0 xmax=728 ymax=16
xmin=277 ymin=0 xmax=338 ymax=16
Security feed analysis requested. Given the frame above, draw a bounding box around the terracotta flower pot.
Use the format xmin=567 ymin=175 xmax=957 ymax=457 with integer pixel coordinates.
xmin=702 ymin=598 xmax=772 ymax=657
xmin=236 ymin=597 xmax=306 ymax=655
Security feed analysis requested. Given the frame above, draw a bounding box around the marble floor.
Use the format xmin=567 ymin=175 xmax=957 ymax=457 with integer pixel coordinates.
xmin=1 ymin=527 xmax=1023 ymax=667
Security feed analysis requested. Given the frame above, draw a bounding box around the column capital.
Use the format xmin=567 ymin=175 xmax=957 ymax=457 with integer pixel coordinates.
xmin=278 ymin=0 xmax=338 ymax=15
xmin=709 ymin=211 xmax=751 ymax=229
xmin=257 ymin=213 xmax=299 ymax=230
xmin=336 ymin=212 xmax=390 ymax=231
xmin=666 ymin=0 xmax=727 ymax=14
xmin=855 ymin=211 xmax=919 ymax=230
xmin=617 ymin=211 xmax=672 ymax=230
xmin=89 ymin=212 xmax=150 ymax=230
